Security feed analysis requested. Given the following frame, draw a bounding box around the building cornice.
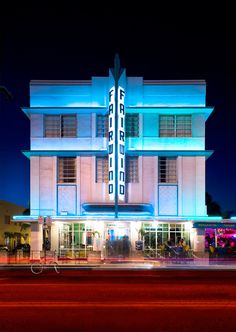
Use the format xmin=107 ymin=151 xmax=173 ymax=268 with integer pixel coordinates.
xmin=22 ymin=150 xmax=214 ymax=159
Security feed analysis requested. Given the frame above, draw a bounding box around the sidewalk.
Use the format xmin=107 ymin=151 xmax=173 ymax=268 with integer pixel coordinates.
xmin=2 ymin=257 xmax=236 ymax=270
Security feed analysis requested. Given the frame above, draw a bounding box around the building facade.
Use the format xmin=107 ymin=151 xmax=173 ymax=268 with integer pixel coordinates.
xmin=14 ymin=60 xmax=230 ymax=260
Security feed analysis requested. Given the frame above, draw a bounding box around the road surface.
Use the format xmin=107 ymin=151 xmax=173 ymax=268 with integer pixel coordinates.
xmin=0 ymin=268 xmax=235 ymax=331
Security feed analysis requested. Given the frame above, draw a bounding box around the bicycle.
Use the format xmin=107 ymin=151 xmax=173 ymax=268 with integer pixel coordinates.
xmin=30 ymin=250 xmax=60 ymax=274
xmin=31 ymin=260 xmax=60 ymax=274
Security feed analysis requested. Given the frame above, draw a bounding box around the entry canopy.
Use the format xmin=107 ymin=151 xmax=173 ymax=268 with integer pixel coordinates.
xmin=82 ymin=203 xmax=154 ymax=215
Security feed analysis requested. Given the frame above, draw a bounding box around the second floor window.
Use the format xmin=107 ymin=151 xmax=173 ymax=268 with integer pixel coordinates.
xmin=96 ymin=157 xmax=108 ymax=183
xmin=159 ymin=115 xmax=192 ymax=137
xmin=159 ymin=157 xmax=177 ymax=183
xmin=45 ymin=114 xmax=77 ymax=137
xmin=58 ymin=157 xmax=76 ymax=183
xmin=96 ymin=114 xmax=108 ymax=137
xmin=125 ymin=114 xmax=139 ymax=137
xmin=126 ymin=156 xmax=139 ymax=183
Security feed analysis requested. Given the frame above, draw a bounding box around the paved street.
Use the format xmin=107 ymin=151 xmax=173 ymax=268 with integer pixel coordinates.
xmin=0 ymin=268 xmax=236 ymax=331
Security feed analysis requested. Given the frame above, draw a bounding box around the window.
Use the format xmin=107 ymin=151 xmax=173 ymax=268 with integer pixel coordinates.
xmin=58 ymin=158 xmax=76 ymax=183
xmin=125 ymin=114 xmax=139 ymax=137
xmin=126 ymin=157 xmax=139 ymax=183
xmin=159 ymin=115 xmax=191 ymax=137
xmin=159 ymin=157 xmax=177 ymax=183
xmin=96 ymin=157 xmax=108 ymax=183
xmin=96 ymin=114 xmax=108 ymax=137
xmin=45 ymin=115 xmax=77 ymax=137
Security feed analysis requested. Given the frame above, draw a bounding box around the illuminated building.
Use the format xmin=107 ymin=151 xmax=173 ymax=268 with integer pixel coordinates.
xmin=13 ymin=56 xmax=229 ymax=259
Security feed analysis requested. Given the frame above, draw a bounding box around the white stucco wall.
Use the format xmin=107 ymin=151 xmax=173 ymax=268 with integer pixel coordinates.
xmin=179 ymin=156 xmax=206 ymax=217
xmin=80 ymin=157 xmax=92 ymax=205
xmin=30 ymin=223 xmax=43 ymax=253
xmin=142 ymin=156 xmax=155 ymax=206
xmin=30 ymin=156 xmax=57 ymax=216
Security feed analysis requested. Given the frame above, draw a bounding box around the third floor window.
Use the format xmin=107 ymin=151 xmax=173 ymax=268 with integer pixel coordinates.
xmin=96 ymin=114 xmax=108 ymax=137
xmin=45 ymin=114 xmax=77 ymax=137
xmin=125 ymin=114 xmax=139 ymax=137
xmin=96 ymin=113 xmax=140 ymax=138
xmin=159 ymin=115 xmax=192 ymax=137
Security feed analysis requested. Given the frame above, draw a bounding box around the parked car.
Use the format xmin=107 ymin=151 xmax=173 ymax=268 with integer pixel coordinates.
xmin=0 ymin=245 xmax=9 ymax=251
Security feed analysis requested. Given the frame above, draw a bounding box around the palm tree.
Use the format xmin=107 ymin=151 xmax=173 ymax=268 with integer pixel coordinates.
xmin=0 ymin=85 xmax=12 ymax=99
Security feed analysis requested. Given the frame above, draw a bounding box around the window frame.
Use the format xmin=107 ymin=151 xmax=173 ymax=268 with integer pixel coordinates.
xmin=125 ymin=156 xmax=139 ymax=183
xmin=158 ymin=157 xmax=177 ymax=184
xmin=159 ymin=115 xmax=192 ymax=137
xmin=96 ymin=114 xmax=108 ymax=137
xmin=125 ymin=113 xmax=140 ymax=137
xmin=57 ymin=157 xmax=77 ymax=184
xmin=44 ymin=114 xmax=77 ymax=138
xmin=95 ymin=156 xmax=109 ymax=183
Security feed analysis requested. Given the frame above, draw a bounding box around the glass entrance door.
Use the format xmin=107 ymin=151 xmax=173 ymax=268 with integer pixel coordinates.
xmin=104 ymin=223 xmax=131 ymax=259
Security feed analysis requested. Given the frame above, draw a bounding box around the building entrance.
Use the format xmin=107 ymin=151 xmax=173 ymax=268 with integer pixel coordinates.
xmin=104 ymin=222 xmax=131 ymax=259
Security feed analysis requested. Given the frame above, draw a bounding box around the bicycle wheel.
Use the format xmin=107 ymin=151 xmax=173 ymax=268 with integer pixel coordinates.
xmin=49 ymin=261 xmax=60 ymax=274
xmin=31 ymin=262 xmax=43 ymax=274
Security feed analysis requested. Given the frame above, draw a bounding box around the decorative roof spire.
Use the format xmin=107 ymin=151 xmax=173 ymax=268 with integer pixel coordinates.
xmin=112 ymin=53 xmax=123 ymax=81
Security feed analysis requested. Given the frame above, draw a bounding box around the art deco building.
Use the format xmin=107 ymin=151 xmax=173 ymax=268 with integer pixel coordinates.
xmin=14 ymin=57 xmax=225 ymax=260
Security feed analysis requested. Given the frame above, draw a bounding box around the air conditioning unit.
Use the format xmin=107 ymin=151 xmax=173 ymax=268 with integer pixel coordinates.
xmin=60 ymin=211 xmax=68 ymax=216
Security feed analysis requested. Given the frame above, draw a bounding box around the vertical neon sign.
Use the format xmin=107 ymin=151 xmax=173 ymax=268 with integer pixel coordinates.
xmin=108 ymin=87 xmax=115 ymax=200
xmin=118 ymin=86 xmax=125 ymax=201
xmin=108 ymin=85 xmax=125 ymax=202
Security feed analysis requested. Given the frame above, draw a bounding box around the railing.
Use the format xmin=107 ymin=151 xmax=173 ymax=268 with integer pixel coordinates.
xmin=144 ymin=245 xmax=194 ymax=260
xmin=30 ymin=250 xmax=58 ymax=262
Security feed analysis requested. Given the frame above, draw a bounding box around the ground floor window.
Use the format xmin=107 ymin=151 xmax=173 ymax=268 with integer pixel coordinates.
xmin=143 ymin=223 xmax=191 ymax=257
xmin=58 ymin=223 xmax=96 ymax=258
xmin=56 ymin=221 xmax=193 ymax=260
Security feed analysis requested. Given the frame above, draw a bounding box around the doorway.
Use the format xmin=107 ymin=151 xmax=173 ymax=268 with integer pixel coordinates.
xmin=104 ymin=222 xmax=131 ymax=259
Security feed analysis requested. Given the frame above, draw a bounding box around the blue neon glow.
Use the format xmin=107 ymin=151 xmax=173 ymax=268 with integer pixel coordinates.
xmin=126 ymin=137 xmax=205 ymax=150
xmin=117 ymin=86 xmax=125 ymax=201
xmin=12 ymin=215 xmax=223 ymax=222
xmin=13 ymin=216 xmax=39 ymax=221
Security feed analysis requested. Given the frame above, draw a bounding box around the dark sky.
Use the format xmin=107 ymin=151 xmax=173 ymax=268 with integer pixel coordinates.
xmin=0 ymin=4 xmax=235 ymax=213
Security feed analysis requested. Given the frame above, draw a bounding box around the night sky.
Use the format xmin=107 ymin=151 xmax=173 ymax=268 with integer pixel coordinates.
xmin=0 ymin=4 xmax=235 ymax=214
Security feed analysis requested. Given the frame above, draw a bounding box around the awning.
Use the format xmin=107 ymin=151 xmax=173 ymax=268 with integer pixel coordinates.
xmin=82 ymin=203 xmax=154 ymax=215
xmin=193 ymin=222 xmax=236 ymax=229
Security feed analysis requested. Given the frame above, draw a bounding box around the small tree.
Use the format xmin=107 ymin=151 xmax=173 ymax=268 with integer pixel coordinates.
xmin=206 ymin=192 xmax=222 ymax=216
xmin=138 ymin=225 xmax=145 ymax=240
xmin=0 ymin=86 xmax=12 ymax=100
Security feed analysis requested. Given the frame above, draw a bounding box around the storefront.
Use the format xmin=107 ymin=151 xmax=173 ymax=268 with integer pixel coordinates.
xmin=194 ymin=221 xmax=236 ymax=255
xmin=48 ymin=219 xmax=195 ymax=260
